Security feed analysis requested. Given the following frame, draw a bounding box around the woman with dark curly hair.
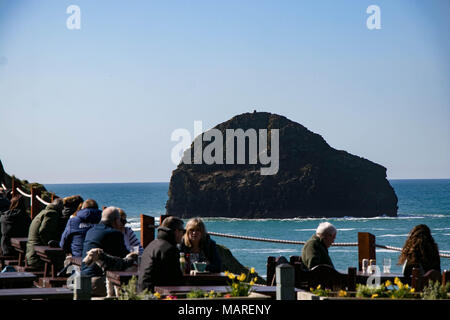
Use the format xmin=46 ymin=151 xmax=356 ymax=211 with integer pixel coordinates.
xmin=398 ymin=224 xmax=441 ymax=278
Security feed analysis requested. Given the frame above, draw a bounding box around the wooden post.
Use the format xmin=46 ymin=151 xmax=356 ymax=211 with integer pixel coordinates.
xmin=159 ymin=214 xmax=169 ymax=226
xmin=140 ymin=214 xmax=155 ymax=249
xmin=30 ymin=187 xmax=43 ymax=220
xmin=411 ymin=267 xmax=422 ymax=291
xmin=347 ymin=267 xmax=356 ymax=291
xmin=276 ymin=263 xmax=295 ymax=300
xmin=358 ymin=232 xmax=376 ymax=271
xmin=266 ymin=256 xmax=276 ymax=286
xmin=443 ymin=270 xmax=450 ymax=286
xmin=11 ymin=176 xmax=17 ymax=197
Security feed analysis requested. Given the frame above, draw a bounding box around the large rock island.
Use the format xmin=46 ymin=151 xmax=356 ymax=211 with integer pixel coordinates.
xmin=166 ymin=112 xmax=398 ymax=218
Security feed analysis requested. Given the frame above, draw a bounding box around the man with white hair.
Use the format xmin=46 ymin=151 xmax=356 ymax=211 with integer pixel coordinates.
xmin=301 ymin=222 xmax=337 ymax=269
xmin=81 ymin=206 xmax=130 ymax=296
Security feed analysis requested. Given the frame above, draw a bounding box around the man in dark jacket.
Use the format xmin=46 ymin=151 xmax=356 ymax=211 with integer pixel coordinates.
xmin=26 ymin=199 xmax=64 ymax=268
xmin=81 ymin=206 xmax=129 ymax=296
xmin=59 ymin=199 xmax=101 ymax=257
xmin=138 ymin=216 xmax=185 ymax=292
xmin=301 ymin=222 xmax=337 ymax=270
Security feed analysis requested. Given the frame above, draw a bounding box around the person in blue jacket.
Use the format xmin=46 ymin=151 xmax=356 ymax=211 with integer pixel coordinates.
xmin=59 ymin=199 xmax=102 ymax=257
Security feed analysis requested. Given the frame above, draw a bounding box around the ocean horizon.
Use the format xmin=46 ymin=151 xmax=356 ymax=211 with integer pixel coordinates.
xmin=44 ymin=179 xmax=450 ymax=278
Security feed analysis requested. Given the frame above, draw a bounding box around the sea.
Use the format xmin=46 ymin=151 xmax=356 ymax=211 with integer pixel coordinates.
xmin=45 ymin=180 xmax=450 ymax=278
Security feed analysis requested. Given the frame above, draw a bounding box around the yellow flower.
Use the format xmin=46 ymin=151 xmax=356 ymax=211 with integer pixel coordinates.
xmin=410 ymin=288 xmax=415 ymax=293
xmin=371 ymin=294 xmax=378 ymax=299
xmin=394 ymin=277 xmax=401 ymax=285
xmin=249 ymin=281 xmax=255 ymax=286
xmin=233 ymin=283 xmax=239 ymax=289
xmin=384 ymin=280 xmax=392 ymax=287
xmin=404 ymin=284 xmax=409 ymax=289
xmin=239 ymin=273 xmax=246 ymax=281
xmin=224 ymin=271 xmax=229 ymax=276
xmin=316 ymin=284 xmax=321 ymax=290
xmin=153 ymin=292 xmax=161 ymax=299
xmin=253 ymin=277 xmax=258 ymax=282
xmin=228 ymin=273 xmax=236 ymax=280
xmin=338 ymin=290 xmax=347 ymax=297
xmin=250 ymin=267 xmax=255 ymax=274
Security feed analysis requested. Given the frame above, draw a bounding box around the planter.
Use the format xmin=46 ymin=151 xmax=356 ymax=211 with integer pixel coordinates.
xmin=297 ymin=290 xmax=422 ymax=301
xmin=175 ymin=292 xmax=271 ymax=300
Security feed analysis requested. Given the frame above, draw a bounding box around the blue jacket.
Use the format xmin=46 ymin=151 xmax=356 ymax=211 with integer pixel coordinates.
xmin=81 ymin=223 xmax=129 ymax=277
xmin=59 ymin=208 xmax=102 ymax=257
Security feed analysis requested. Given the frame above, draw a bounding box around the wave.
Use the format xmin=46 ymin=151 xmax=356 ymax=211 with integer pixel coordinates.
xmin=377 ymin=234 xmax=409 ymax=238
xmin=231 ymin=248 xmax=297 ymax=254
xmin=197 ymin=213 xmax=448 ymax=223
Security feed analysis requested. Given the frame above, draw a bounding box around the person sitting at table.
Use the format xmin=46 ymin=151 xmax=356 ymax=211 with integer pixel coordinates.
xmin=398 ymin=224 xmax=441 ymax=278
xmin=58 ymin=195 xmax=84 ymax=238
xmin=301 ymin=222 xmax=337 ymax=270
xmin=59 ymin=199 xmax=102 ymax=257
xmin=81 ymin=206 xmax=130 ymax=297
xmin=138 ymin=216 xmax=185 ymax=293
xmin=26 ymin=198 xmax=64 ymax=269
xmin=118 ymin=208 xmax=143 ymax=255
xmin=0 ymin=195 xmax=31 ymax=256
xmin=179 ymin=217 xmax=221 ymax=273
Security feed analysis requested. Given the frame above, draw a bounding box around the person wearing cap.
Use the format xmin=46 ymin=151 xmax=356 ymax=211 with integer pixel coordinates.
xmin=301 ymin=222 xmax=337 ymax=270
xmin=81 ymin=206 xmax=130 ymax=296
xmin=138 ymin=216 xmax=185 ymax=292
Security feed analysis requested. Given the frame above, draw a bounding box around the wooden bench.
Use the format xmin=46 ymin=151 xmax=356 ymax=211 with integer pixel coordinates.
xmin=294 ymin=264 xmax=357 ymax=291
xmin=0 ymin=272 xmax=37 ymax=289
xmin=0 ymin=287 xmax=73 ymax=300
xmin=411 ymin=268 xmax=448 ymax=291
xmin=34 ymin=246 xmax=65 ymax=278
xmin=0 ymin=255 xmax=19 ymax=269
xmin=10 ymin=238 xmax=28 ymax=267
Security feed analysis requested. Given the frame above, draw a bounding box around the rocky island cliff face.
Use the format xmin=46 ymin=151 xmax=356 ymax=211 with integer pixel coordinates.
xmin=166 ymin=112 xmax=398 ymax=219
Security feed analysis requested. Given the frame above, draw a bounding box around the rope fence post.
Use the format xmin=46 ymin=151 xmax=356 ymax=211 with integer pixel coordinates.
xmin=358 ymin=232 xmax=376 ymax=271
xmin=140 ymin=214 xmax=155 ymax=249
xmin=11 ymin=176 xmax=17 ymax=197
xmin=30 ymin=187 xmax=43 ymax=220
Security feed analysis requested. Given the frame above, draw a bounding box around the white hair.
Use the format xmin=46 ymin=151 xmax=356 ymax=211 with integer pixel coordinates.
xmin=316 ymin=222 xmax=337 ymax=238
xmin=101 ymin=206 xmax=120 ymax=224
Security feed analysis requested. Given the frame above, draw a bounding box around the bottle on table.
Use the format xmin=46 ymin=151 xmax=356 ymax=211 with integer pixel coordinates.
xmin=179 ymin=252 xmax=186 ymax=274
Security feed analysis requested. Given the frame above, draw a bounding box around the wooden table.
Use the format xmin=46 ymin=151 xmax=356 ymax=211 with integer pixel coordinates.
xmin=0 ymin=272 xmax=37 ymax=289
xmin=0 ymin=287 xmax=73 ymax=300
xmin=154 ymin=285 xmax=302 ymax=298
xmin=10 ymin=238 xmax=28 ymax=267
xmin=106 ymin=271 xmax=229 ymax=288
xmin=34 ymin=246 xmax=65 ymax=278
xmin=355 ymin=271 xmax=406 ymax=284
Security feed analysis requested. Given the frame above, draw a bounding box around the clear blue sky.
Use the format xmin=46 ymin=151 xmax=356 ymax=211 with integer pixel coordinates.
xmin=0 ymin=0 xmax=449 ymax=183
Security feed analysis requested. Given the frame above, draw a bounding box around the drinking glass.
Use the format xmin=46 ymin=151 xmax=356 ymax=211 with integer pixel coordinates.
xmin=383 ymin=258 xmax=391 ymax=273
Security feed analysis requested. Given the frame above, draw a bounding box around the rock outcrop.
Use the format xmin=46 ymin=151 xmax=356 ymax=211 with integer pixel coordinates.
xmin=166 ymin=112 xmax=398 ymax=218
xmin=0 ymin=159 xmax=53 ymax=203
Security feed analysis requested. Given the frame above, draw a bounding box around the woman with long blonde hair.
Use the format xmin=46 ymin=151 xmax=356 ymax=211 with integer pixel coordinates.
xmin=180 ymin=217 xmax=222 ymax=272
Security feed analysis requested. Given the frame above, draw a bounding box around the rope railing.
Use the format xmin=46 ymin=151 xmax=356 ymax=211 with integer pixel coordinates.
xmin=16 ymin=187 xmax=32 ymax=198
xmin=36 ymin=194 xmax=50 ymax=206
xmin=208 ymin=231 xmax=450 ymax=258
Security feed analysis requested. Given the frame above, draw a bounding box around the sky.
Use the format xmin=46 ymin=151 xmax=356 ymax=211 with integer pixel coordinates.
xmin=0 ymin=0 xmax=449 ymax=183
